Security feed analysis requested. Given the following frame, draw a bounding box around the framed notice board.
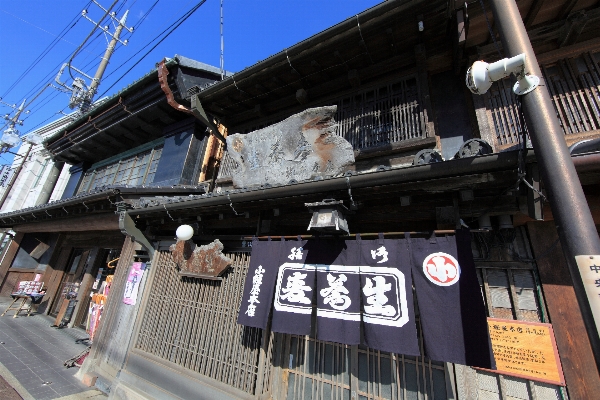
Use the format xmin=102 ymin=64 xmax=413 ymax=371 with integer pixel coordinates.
xmin=485 ymin=318 xmax=565 ymax=386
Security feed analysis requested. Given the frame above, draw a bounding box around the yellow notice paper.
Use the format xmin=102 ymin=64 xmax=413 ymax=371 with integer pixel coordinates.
xmin=485 ymin=318 xmax=565 ymax=386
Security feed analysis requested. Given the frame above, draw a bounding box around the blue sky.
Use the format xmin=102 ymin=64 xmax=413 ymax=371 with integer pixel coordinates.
xmin=0 ymin=0 xmax=382 ymax=165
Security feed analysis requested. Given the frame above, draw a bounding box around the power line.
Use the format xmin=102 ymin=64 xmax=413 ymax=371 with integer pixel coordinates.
xmin=98 ymin=0 xmax=208 ymax=98
xmin=67 ymin=0 xmax=120 ymax=81
xmin=0 ymin=1 xmax=93 ymax=99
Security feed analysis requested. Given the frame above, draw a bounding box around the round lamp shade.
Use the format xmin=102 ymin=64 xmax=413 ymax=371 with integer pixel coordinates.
xmin=176 ymin=224 xmax=194 ymax=241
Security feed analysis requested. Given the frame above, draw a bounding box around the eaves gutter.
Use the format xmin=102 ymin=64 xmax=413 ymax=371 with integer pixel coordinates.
xmin=0 ymin=185 xmax=206 ymax=222
xmin=196 ymin=0 xmax=416 ymax=99
xmin=0 ymin=189 xmax=120 ymax=220
xmin=129 ymin=150 xmax=526 ymax=217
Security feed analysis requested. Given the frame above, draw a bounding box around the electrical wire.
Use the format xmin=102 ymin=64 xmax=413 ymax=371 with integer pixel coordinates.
xmin=97 ymin=0 xmax=208 ymax=99
xmin=0 ymin=1 xmax=93 ymax=99
xmin=67 ymin=0 xmax=120 ymax=81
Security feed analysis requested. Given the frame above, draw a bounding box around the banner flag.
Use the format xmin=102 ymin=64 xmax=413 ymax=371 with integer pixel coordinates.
xmin=409 ymin=230 xmax=495 ymax=368
xmin=315 ymin=240 xmax=361 ymax=345
xmin=357 ymin=237 xmax=420 ymax=356
xmin=271 ymin=239 xmax=314 ymax=335
xmin=237 ymin=238 xmax=283 ymax=329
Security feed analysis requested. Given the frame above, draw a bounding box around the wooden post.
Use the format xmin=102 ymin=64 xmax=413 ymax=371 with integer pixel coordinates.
xmin=0 ymin=232 xmax=23 ymax=295
xmin=41 ymin=246 xmax=73 ymax=315
xmin=414 ymin=44 xmax=436 ymax=139
xmin=68 ymin=247 xmax=100 ymax=328
xmin=527 ymin=221 xmax=600 ymax=398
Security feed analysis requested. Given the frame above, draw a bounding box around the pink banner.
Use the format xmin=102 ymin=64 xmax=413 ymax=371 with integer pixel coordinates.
xmin=123 ymin=262 xmax=145 ymax=305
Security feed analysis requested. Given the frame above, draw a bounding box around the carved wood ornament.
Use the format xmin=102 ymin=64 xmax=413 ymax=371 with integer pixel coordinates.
xmin=170 ymin=239 xmax=232 ymax=279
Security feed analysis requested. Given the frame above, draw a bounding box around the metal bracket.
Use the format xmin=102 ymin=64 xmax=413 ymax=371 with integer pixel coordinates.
xmin=190 ymin=94 xmax=227 ymax=145
xmin=119 ymin=211 xmax=155 ymax=260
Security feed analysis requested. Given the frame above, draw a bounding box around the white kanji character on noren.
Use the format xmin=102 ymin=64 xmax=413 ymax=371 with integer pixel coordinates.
xmin=320 ymin=273 xmax=351 ymax=310
xmin=370 ymin=246 xmax=389 ymax=263
xmin=363 ymin=276 xmax=396 ymax=316
xmin=246 ymin=265 xmax=265 ymax=317
xmin=280 ymin=272 xmax=312 ymax=304
xmin=288 ymin=247 xmax=304 ymax=260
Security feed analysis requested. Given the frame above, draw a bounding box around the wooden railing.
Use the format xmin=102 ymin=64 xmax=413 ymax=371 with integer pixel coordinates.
xmin=484 ymin=52 xmax=600 ymax=149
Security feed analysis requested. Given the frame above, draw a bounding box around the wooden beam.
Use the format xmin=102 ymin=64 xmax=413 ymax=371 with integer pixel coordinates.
xmin=536 ymin=37 xmax=600 ymax=64
xmin=558 ymin=0 xmax=580 ymax=21
xmin=334 ymin=50 xmax=350 ymax=71
xmin=311 ymin=60 xmax=331 ymax=80
xmin=13 ymin=213 xmax=120 ymax=233
xmin=559 ymin=11 xmax=588 ymax=47
xmin=453 ymin=8 xmax=468 ymax=75
xmin=527 ymin=221 xmax=600 ymax=398
xmin=105 ymin=130 xmax=135 ymax=147
xmin=525 ymin=0 xmax=545 ymax=28
xmin=348 ymin=69 xmax=361 ymax=88
xmin=385 ymin=28 xmax=398 ymax=56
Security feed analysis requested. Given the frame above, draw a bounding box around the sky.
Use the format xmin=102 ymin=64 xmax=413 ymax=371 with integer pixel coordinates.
xmin=0 ymin=0 xmax=382 ymax=165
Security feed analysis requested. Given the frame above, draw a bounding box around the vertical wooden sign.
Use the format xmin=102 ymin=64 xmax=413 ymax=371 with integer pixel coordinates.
xmin=486 ymin=318 xmax=565 ymax=386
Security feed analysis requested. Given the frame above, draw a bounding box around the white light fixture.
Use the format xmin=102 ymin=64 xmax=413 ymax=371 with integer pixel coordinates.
xmin=305 ymin=199 xmax=350 ymax=235
xmin=466 ymin=53 xmax=539 ymax=96
xmin=176 ymin=224 xmax=194 ymax=241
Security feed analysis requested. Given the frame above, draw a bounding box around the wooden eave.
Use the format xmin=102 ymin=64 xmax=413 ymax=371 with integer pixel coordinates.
xmin=195 ymin=0 xmax=600 ymax=130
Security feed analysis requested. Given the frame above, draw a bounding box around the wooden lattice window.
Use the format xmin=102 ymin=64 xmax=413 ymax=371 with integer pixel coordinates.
xmin=484 ymin=52 xmax=600 ymax=149
xmin=77 ymin=145 xmax=163 ymax=194
xmin=334 ymin=76 xmax=425 ymax=150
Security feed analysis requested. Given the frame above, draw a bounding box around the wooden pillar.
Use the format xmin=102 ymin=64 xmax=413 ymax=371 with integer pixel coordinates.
xmin=0 ymin=232 xmax=23 ymax=294
xmin=68 ymin=247 xmax=101 ymax=328
xmin=414 ymin=44 xmax=436 ymax=139
xmin=527 ymin=220 xmax=600 ymax=398
xmin=471 ymin=92 xmax=498 ymax=152
xmin=40 ymin=245 xmax=73 ymax=315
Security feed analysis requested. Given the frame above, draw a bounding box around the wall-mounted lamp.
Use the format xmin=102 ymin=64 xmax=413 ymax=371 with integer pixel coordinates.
xmin=305 ymin=199 xmax=350 ymax=235
xmin=176 ymin=224 xmax=194 ymax=241
xmin=466 ymin=53 xmax=539 ymax=96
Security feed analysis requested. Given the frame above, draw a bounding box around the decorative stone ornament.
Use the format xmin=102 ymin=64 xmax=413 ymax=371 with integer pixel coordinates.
xmin=170 ymin=239 xmax=232 ymax=280
xmin=226 ymin=106 xmax=355 ymax=188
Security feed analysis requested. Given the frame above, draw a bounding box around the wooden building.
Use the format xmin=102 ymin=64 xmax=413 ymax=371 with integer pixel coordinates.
xmin=1 ymin=0 xmax=600 ymax=399
xmin=0 ymin=55 xmax=223 ymax=327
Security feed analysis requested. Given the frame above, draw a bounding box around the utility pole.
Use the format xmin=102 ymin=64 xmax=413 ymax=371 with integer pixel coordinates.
xmin=488 ymin=0 xmax=600 ymax=371
xmin=0 ymin=99 xmax=29 ymax=151
xmin=55 ymin=1 xmax=132 ymax=113
xmin=0 ymin=100 xmax=32 ymax=210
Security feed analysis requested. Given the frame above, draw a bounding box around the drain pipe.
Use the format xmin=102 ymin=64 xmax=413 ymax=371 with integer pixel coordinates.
xmin=490 ymin=0 xmax=600 ymax=371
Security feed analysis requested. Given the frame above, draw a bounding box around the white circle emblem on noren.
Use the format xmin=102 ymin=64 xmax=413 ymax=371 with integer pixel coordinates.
xmin=422 ymin=252 xmax=461 ymax=286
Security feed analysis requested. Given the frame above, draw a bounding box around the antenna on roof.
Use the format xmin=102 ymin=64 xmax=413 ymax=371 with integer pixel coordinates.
xmin=220 ymin=0 xmax=225 ymax=80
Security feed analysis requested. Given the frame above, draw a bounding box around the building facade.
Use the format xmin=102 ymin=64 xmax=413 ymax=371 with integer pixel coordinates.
xmin=1 ymin=1 xmax=600 ymax=399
